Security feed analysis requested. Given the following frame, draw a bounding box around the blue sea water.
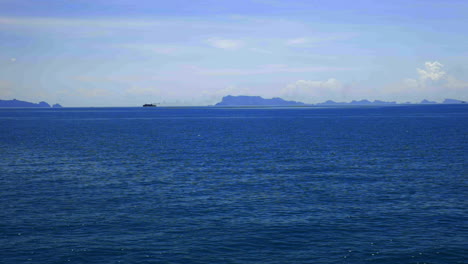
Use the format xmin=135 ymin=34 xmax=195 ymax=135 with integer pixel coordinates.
xmin=0 ymin=105 xmax=467 ymax=263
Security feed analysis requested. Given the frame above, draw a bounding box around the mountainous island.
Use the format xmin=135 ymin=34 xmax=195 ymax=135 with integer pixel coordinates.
xmin=215 ymin=95 xmax=466 ymax=106
xmin=0 ymin=99 xmax=62 ymax=108
xmin=216 ymin=95 xmax=305 ymax=106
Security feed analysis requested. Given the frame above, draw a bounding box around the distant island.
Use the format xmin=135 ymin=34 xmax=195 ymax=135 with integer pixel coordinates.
xmin=215 ymin=96 xmax=466 ymax=106
xmin=316 ymin=99 xmax=397 ymax=105
xmin=442 ymin=98 xmax=465 ymax=104
xmin=1 ymin=96 xmax=465 ymax=108
xmin=216 ymin=95 xmax=305 ymax=106
xmin=316 ymin=98 xmax=464 ymax=105
xmin=0 ymin=99 xmax=62 ymax=108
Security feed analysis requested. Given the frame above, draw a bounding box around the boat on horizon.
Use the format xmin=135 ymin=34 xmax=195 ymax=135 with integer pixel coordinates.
xmin=143 ymin=103 xmax=157 ymax=107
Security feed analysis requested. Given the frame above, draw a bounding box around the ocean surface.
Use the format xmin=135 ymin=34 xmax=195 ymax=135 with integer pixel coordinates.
xmin=0 ymin=105 xmax=467 ymax=264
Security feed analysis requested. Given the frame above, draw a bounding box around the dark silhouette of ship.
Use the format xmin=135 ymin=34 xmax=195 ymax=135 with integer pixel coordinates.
xmin=143 ymin=103 xmax=157 ymax=107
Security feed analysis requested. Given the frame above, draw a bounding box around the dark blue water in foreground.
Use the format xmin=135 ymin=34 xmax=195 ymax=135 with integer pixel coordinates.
xmin=1 ymin=105 xmax=467 ymax=263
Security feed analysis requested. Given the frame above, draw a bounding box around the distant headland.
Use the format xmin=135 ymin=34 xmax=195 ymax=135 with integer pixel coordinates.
xmin=215 ymin=95 xmax=466 ymax=106
xmin=0 ymin=99 xmax=62 ymax=108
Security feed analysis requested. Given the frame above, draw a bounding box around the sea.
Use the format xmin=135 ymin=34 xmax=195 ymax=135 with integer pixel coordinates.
xmin=0 ymin=105 xmax=466 ymax=264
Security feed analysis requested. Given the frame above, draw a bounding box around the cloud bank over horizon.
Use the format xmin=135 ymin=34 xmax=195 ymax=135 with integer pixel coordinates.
xmin=0 ymin=1 xmax=467 ymax=106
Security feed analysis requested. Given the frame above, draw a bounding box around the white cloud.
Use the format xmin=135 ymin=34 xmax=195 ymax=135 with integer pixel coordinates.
xmin=283 ymin=78 xmax=346 ymax=102
xmin=417 ymin=61 xmax=446 ymax=81
xmin=414 ymin=61 xmax=468 ymax=91
xmin=206 ymin=38 xmax=244 ymax=50
xmin=383 ymin=61 xmax=468 ymax=102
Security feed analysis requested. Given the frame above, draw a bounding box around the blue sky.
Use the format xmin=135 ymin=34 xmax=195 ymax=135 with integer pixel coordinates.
xmin=1 ymin=0 xmax=467 ymax=106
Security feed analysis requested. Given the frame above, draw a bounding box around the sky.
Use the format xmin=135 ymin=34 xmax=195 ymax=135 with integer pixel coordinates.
xmin=0 ymin=0 xmax=467 ymax=106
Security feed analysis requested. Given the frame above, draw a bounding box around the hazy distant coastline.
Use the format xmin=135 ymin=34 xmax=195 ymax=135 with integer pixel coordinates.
xmin=1 ymin=97 xmax=466 ymax=108
xmin=215 ymin=95 xmax=466 ymax=106
xmin=215 ymin=95 xmax=305 ymax=106
xmin=0 ymin=99 xmax=62 ymax=108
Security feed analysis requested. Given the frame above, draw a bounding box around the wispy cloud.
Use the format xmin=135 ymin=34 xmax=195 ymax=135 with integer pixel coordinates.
xmin=0 ymin=16 xmax=164 ymax=28
xmin=287 ymin=78 xmax=343 ymax=90
xmin=1 ymin=9 xmax=466 ymax=106
xmin=119 ymin=44 xmax=178 ymax=55
xmin=286 ymin=34 xmax=358 ymax=47
xmin=206 ymin=38 xmax=244 ymax=50
xmin=286 ymin=38 xmax=309 ymax=45
xmin=194 ymin=64 xmax=352 ymax=76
